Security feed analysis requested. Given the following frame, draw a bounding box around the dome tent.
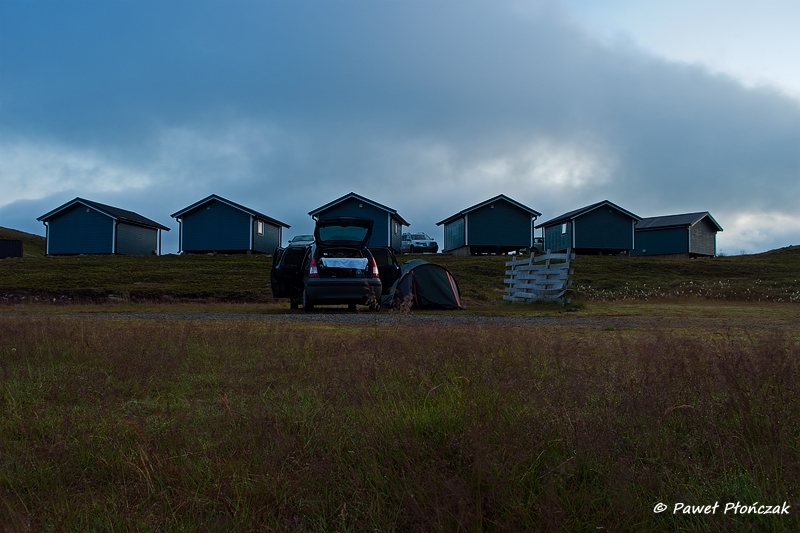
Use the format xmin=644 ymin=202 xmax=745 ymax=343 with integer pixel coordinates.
xmin=382 ymin=259 xmax=464 ymax=310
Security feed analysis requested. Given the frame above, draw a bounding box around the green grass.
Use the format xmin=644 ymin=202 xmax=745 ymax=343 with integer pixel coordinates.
xmin=0 ymin=254 xmax=274 ymax=303
xmin=2 ymin=317 xmax=799 ymax=531
xmin=568 ymin=247 xmax=800 ymax=302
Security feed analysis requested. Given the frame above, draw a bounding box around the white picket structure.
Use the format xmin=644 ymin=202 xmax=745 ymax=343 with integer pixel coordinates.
xmin=503 ymin=250 xmax=575 ymax=303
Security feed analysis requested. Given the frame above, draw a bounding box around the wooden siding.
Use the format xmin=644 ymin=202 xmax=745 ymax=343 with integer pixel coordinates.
xmin=467 ymin=202 xmax=532 ymax=247
xmin=690 ymin=218 xmax=717 ymax=256
xmin=632 ymin=227 xmax=687 ymax=256
xmin=47 ymin=204 xmax=114 ymax=255
xmin=314 ymin=198 xmax=390 ymax=249
xmin=253 ymin=219 xmax=281 ymax=254
xmin=390 ymin=218 xmax=403 ymax=252
xmin=543 ymin=222 xmax=572 ymax=253
xmin=181 ymin=199 xmax=250 ymax=252
xmin=443 ymin=217 xmax=466 ymax=252
xmin=574 ymin=208 xmax=633 ymax=251
xmin=117 ymin=223 xmax=158 ymax=255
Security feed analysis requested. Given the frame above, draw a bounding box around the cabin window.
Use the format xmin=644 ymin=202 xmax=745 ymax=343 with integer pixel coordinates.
xmin=561 ymin=223 xmax=567 ymax=235
xmin=257 ymin=220 xmax=265 ymax=236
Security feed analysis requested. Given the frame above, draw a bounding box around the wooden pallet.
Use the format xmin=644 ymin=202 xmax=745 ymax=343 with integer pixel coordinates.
xmin=503 ymin=250 xmax=575 ymax=303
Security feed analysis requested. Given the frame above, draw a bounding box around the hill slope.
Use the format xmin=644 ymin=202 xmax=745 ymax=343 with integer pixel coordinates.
xmin=0 ymin=226 xmax=46 ymax=257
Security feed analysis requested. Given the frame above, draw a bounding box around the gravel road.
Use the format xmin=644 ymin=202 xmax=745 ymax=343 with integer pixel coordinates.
xmin=2 ymin=309 xmax=791 ymax=330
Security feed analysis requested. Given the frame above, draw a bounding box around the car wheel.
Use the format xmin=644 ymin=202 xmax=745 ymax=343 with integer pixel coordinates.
xmin=369 ymin=301 xmax=381 ymax=312
xmin=302 ymin=289 xmax=314 ymax=312
xmin=409 ymin=245 xmax=415 ymax=253
xmin=290 ymin=298 xmax=299 ymax=310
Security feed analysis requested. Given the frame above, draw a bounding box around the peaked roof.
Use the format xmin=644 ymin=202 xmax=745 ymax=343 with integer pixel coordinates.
xmin=436 ymin=194 xmax=542 ymax=226
xmin=171 ymin=194 xmax=290 ymax=228
xmin=308 ymin=192 xmax=410 ymax=225
xmin=536 ymin=200 xmax=640 ymax=228
xmin=636 ymin=212 xmax=723 ymax=232
xmin=38 ymin=197 xmax=170 ymax=231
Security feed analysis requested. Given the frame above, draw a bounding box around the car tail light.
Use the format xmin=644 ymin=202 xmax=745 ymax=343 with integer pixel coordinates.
xmin=308 ymin=257 xmax=319 ymax=278
xmin=369 ymin=256 xmax=379 ymax=278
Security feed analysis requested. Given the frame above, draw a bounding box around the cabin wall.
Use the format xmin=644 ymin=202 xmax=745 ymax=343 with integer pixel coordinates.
xmin=117 ymin=223 xmax=158 ymax=255
xmin=47 ymin=204 xmax=114 ymax=255
xmin=181 ymin=200 xmax=251 ymax=252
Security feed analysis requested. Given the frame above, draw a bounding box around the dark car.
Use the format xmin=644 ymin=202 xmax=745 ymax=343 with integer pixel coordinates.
xmin=303 ymin=217 xmax=385 ymax=311
xmin=271 ymin=216 xmax=386 ymax=311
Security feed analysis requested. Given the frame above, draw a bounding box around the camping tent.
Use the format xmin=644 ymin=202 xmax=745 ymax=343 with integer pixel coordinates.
xmin=382 ymin=259 xmax=464 ymax=310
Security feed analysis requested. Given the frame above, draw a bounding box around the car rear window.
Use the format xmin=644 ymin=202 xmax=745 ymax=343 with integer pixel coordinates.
xmin=318 ymin=225 xmax=370 ymax=243
xmin=411 ymin=234 xmax=429 ymax=240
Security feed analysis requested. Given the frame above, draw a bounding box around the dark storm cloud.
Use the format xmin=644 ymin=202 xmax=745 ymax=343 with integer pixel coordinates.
xmin=1 ymin=0 xmax=798 ymax=252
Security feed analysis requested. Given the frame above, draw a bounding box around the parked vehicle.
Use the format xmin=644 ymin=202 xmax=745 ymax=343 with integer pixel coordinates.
xmin=271 ymin=217 xmax=386 ymax=311
xmin=401 ymin=232 xmax=439 ymax=254
xmin=289 ymin=234 xmax=314 ymax=245
xmin=532 ymin=237 xmax=544 ymax=254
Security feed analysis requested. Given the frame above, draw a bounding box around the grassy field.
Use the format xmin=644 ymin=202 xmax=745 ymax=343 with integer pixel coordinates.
xmin=3 ymin=227 xmax=799 ymax=530
xmin=2 ymin=316 xmax=799 ymax=531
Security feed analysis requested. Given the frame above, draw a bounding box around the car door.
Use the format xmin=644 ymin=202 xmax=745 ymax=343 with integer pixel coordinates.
xmin=271 ymin=245 xmax=308 ymax=298
xmin=270 ymin=248 xmax=286 ymax=297
xmin=369 ymin=247 xmax=401 ymax=294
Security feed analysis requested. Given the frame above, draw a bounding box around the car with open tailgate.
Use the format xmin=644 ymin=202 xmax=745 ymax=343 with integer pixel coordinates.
xmin=271 ymin=216 xmax=400 ymax=311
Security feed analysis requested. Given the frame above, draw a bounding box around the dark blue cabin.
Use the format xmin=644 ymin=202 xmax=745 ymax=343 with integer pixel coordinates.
xmin=37 ymin=198 xmax=170 ymax=256
xmin=308 ymin=192 xmax=409 ymax=252
xmin=537 ymin=200 xmax=640 ymax=255
xmin=171 ymin=194 xmax=289 ymax=254
xmin=632 ymin=212 xmax=723 ymax=257
xmin=436 ymin=194 xmax=542 ymax=255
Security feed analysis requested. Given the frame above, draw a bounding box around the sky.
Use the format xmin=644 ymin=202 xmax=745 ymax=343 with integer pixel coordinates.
xmin=1 ymin=0 xmax=798 ymax=255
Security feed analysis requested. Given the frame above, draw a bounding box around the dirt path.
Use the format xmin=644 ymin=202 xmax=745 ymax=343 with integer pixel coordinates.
xmin=2 ymin=308 xmax=797 ymax=331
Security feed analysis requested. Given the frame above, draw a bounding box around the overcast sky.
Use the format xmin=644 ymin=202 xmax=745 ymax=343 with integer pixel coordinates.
xmin=1 ymin=0 xmax=798 ymax=255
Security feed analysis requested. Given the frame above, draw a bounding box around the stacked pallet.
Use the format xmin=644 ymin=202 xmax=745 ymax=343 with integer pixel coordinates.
xmin=504 ymin=250 xmax=575 ymax=304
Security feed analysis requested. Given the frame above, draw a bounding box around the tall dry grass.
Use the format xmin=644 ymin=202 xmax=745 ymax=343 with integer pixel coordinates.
xmin=1 ymin=317 xmax=798 ymax=531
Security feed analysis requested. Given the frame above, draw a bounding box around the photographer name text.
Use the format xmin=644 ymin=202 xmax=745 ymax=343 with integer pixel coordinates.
xmin=653 ymin=502 xmax=790 ymax=515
